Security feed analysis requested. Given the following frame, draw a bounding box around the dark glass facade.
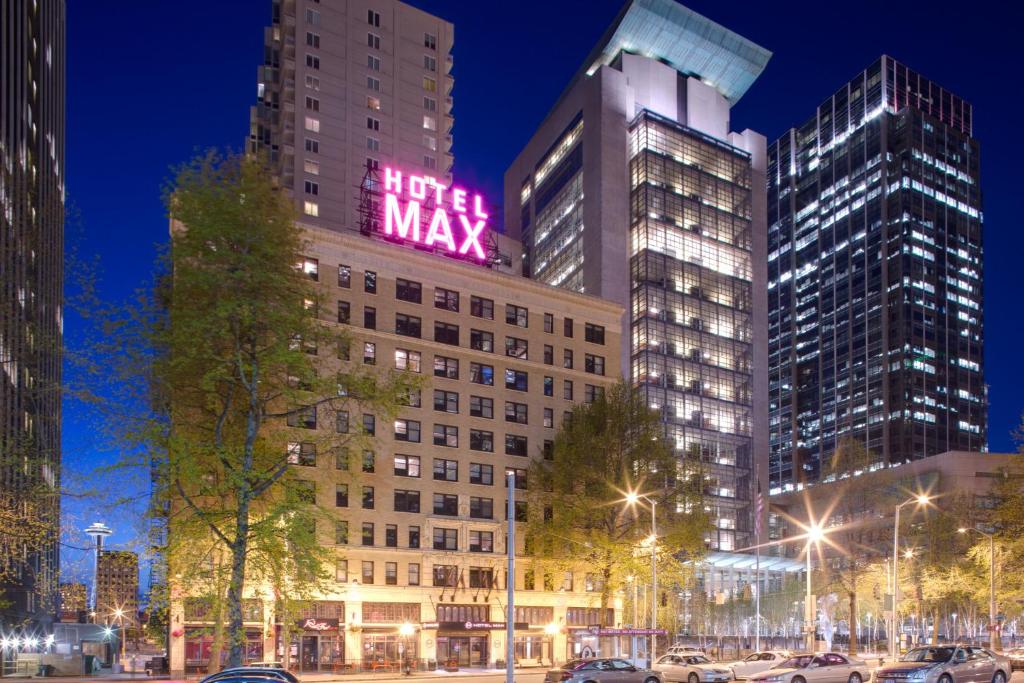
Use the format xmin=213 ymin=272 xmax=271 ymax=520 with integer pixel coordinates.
xmin=767 ymin=57 xmax=985 ymax=492
xmin=1 ymin=0 xmax=65 ymax=627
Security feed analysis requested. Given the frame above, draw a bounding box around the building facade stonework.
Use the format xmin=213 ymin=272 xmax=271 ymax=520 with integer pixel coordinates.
xmin=169 ymin=228 xmax=625 ymax=674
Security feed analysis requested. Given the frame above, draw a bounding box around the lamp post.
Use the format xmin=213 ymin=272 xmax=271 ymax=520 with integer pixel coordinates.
xmin=624 ymin=492 xmax=658 ymax=666
xmin=804 ymin=524 xmax=824 ymax=651
xmin=891 ymin=495 xmax=930 ymax=660
xmin=112 ymin=608 xmax=126 ymax=668
xmin=958 ymin=526 xmax=999 ymax=650
xmin=399 ymin=622 xmax=415 ymax=675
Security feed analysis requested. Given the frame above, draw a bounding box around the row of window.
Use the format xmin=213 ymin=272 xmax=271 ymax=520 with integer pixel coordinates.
xmin=337 ymin=559 xmax=493 ymax=588
xmin=332 ymin=488 xmax=521 ymax=519
xmin=337 ymin=559 xmax=606 ymax=593
xmin=335 ymin=518 xmax=525 ymax=550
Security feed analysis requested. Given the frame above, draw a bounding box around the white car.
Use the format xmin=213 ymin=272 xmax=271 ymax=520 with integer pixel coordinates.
xmin=747 ymin=653 xmax=869 ymax=683
xmin=655 ymin=654 xmax=734 ymax=683
xmin=666 ymin=646 xmax=707 ymax=656
xmin=729 ymin=651 xmax=793 ymax=679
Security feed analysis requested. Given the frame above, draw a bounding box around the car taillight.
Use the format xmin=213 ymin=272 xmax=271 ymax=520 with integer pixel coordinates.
xmin=560 ymin=672 xmax=573 ymax=681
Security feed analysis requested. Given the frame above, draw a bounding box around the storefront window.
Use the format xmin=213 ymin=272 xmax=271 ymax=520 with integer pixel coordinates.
xmin=362 ymin=633 xmax=417 ymax=665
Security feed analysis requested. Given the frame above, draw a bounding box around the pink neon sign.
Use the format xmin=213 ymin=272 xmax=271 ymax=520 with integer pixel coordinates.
xmin=382 ymin=167 xmax=489 ymax=261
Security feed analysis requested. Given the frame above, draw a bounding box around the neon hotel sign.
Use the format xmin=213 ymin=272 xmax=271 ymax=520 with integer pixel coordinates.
xmin=382 ymin=167 xmax=489 ymax=261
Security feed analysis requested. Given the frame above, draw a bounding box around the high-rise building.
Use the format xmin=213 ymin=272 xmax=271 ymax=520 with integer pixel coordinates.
xmin=0 ymin=0 xmax=65 ymax=629
xmin=505 ymin=0 xmax=772 ymax=552
xmin=96 ymin=550 xmax=139 ymax=628
xmin=766 ymin=56 xmax=986 ymax=492
xmin=58 ymin=582 xmax=87 ymax=623
xmin=248 ymin=0 xmax=454 ymax=230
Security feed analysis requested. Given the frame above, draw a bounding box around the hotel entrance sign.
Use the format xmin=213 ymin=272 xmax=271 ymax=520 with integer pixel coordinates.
xmin=382 ymin=167 xmax=489 ymax=261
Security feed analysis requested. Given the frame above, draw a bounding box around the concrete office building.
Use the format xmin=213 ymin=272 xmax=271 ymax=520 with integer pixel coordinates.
xmin=0 ymin=0 xmax=65 ymax=630
xmin=170 ymin=223 xmax=624 ymax=674
xmin=767 ymin=57 xmax=986 ymax=492
xmin=249 ymin=0 xmax=453 ymax=230
xmin=95 ymin=551 xmax=139 ymax=628
xmin=505 ymin=0 xmax=772 ymax=552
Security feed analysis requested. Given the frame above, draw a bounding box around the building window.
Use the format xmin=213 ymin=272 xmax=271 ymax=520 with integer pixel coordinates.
xmin=469 ymin=395 xmax=493 ymax=419
xmin=434 ymin=355 xmax=459 ymax=379
xmin=543 ymin=345 xmax=553 ymax=365
xmin=434 ymin=322 xmax=459 ymax=346
xmin=287 ymin=405 xmax=316 ymax=430
xmin=304 ymin=180 xmax=319 ymax=196
xmin=424 ymin=96 xmax=437 ymax=111
xmin=504 ymin=401 xmax=528 ymax=425
xmin=304 ymin=159 xmax=320 ymax=175
xmin=563 ymin=380 xmax=574 ymax=400
xmin=362 ymin=522 xmax=374 ymax=545
xmin=469 ymin=429 xmax=494 ymax=453
xmin=470 ymin=329 xmax=493 ymax=353
xmin=564 ymin=317 xmax=574 ymax=337
xmin=394 ymin=490 xmax=420 ymax=513
xmin=544 ymin=376 xmax=553 ymax=397
xmin=505 ymin=369 xmax=528 ymax=392
xmin=336 ymin=410 xmax=349 ymax=434
xmin=423 ymin=155 xmax=436 ymax=170
xmin=362 ymin=561 xmax=374 ymax=585
xmin=305 ymin=138 xmax=319 ymax=154
xmin=409 ymin=563 xmax=421 ymax=585
xmin=385 ymin=561 xmax=397 ymax=584
xmin=585 ymin=354 xmax=605 ymax=375
xmin=305 ymin=95 xmax=320 ymax=112
xmin=362 ymin=487 xmax=375 ymax=510
xmin=304 ymin=116 xmax=320 ymax=132
xmin=543 ymin=408 xmax=554 ymax=428
xmin=335 ymin=521 xmax=348 ymax=545
xmin=364 ymin=271 xmax=377 ymax=293
xmin=394 ymin=348 xmax=421 ymax=372
xmin=394 ymin=419 xmax=421 ymax=443
xmin=584 ymin=384 xmax=604 ymax=403
xmin=423 ymin=77 xmax=436 ymax=92
xmin=367 ymin=116 xmax=380 ymax=131
xmin=505 ymin=434 xmax=528 ymax=457
xmin=469 ymin=567 xmax=494 ymax=588
xmin=367 ymin=76 xmax=381 ymax=92
xmin=305 ymin=75 xmax=320 ymax=90
xmin=367 ymin=9 xmax=380 ymax=26
xmin=367 ymin=96 xmax=381 ymax=110
xmin=506 ymin=304 xmax=528 ymax=328
xmin=423 ymin=53 xmax=438 ymax=72
xmin=432 ymin=458 xmax=458 ymax=483
xmin=409 ymin=526 xmax=421 ymax=549
xmin=363 ymin=306 xmax=376 ymax=330
xmin=423 ymin=115 xmax=437 ymax=131
xmin=563 ymin=349 xmax=574 ymax=369
xmin=286 ymin=441 xmax=316 ymax=466
xmin=303 ymin=201 xmax=318 ymax=217
xmin=305 ymin=32 xmax=320 ymax=48
xmin=335 ymin=448 xmax=351 ymax=470
xmin=337 ymin=301 xmax=350 ymax=324
xmin=305 ymin=54 xmax=320 ymax=70
xmin=362 ymin=413 xmax=376 ymax=436
xmin=367 ymin=137 xmax=380 ymax=152
xmin=585 ymin=323 xmax=605 ymax=345
xmin=432 ymin=565 xmax=457 ymax=587
xmin=396 ymin=278 xmax=422 ymax=303
xmin=470 ymin=463 xmax=493 ymax=485
xmin=433 ymin=389 xmax=459 ymax=414
xmin=506 ymin=468 xmax=527 ymax=489
xmin=469 ymin=497 xmax=493 ymax=520
xmin=335 ymin=484 xmax=349 ymax=508
xmin=505 ymin=337 xmax=528 ymax=360
xmin=424 ymin=33 xmax=437 ymax=49
xmin=395 ymin=313 xmax=422 ymax=338
xmin=544 ymin=313 xmax=554 ymax=334
xmin=336 ymin=560 xmax=348 ymax=582
xmin=423 ymin=135 xmax=437 ymax=151
xmin=394 ymin=454 xmax=420 ymax=478
xmin=363 ymin=451 xmax=374 ymax=473
xmin=434 ymin=287 xmax=459 ymax=311
xmin=433 ymin=424 xmax=458 ymax=448
xmin=470 ymin=362 xmax=493 ymax=385
xmin=367 ymin=32 xmax=380 ymax=49
xmin=433 ymin=495 xmax=459 ymax=517
xmin=305 ymin=8 xmax=320 ymax=24
xmin=470 ymin=296 xmax=493 ymax=319
xmin=433 ymin=530 xmax=457 ymax=553
xmin=367 ymin=54 xmax=381 ymax=71
xmin=385 ymin=526 xmax=398 ymax=549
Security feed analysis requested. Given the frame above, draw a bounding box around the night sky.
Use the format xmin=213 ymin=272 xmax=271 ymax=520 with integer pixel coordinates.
xmin=61 ymin=0 xmax=1022 ymax=574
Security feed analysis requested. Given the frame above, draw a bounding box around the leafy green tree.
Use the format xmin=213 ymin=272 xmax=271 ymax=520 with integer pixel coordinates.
xmin=527 ymin=380 xmax=709 ymax=628
xmin=88 ymin=151 xmax=419 ymax=670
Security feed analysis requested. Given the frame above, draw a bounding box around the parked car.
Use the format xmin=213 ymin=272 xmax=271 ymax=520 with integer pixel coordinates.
xmin=667 ymin=646 xmax=708 ymax=657
xmin=872 ymin=646 xmax=1010 ymax=683
xmin=201 ymin=668 xmax=299 ymax=683
xmin=545 ymin=658 xmax=664 ymax=683
xmin=728 ymin=652 xmax=793 ymax=679
xmin=655 ymin=654 xmax=734 ymax=683
xmin=1003 ymin=648 xmax=1024 ymax=672
xmin=746 ymin=653 xmax=869 ymax=683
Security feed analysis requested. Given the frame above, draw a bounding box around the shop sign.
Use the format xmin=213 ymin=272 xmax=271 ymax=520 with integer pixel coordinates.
xmin=437 ymin=621 xmax=529 ymax=631
xmin=577 ymin=627 xmax=667 ymax=636
xmin=298 ymin=617 xmax=339 ymax=631
xmin=382 ymin=167 xmax=489 ymax=261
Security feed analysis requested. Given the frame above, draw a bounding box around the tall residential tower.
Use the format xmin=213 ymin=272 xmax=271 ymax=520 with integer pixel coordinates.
xmin=767 ymin=57 xmax=986 ymax=492
xmin=1 ymin=0 xmax=65 ymax=629
xmin=248 ymin=0 xmax=454 ymax=230
xmin=505 ymin=0 xmax=771 ymax=552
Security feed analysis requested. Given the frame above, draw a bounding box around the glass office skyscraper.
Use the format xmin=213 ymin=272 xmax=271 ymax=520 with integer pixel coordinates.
xmin=767 ymin=56 xmax=985 ymax=492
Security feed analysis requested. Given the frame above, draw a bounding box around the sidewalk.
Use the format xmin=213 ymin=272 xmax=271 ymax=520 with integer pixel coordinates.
xmin=0 ymin=668 xmax=547 ymax=683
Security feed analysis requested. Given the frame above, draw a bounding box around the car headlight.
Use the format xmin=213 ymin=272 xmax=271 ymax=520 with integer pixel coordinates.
xmin=906 ymin=670 xmax=930 ymax=681
xmin=763 ymin=676 xmax=786 ymax=682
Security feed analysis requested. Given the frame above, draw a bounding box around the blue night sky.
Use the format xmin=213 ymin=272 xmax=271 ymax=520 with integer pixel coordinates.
xmin=61 ymin=0 xmax=1022 ymax=575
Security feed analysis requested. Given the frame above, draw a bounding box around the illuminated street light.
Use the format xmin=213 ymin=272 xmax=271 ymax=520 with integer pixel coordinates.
xmin=802 ymin=523 xmax=828 ymax=651
xmin=623 ymin=490 xmax=658 ymax=665
xmin=891 ymin=494 xmax=932 ymax=657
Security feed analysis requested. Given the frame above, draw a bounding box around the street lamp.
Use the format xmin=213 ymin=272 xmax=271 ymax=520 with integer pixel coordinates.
xmin=398 ymin=622 xmax=415 ymax=675
xmin=891 ymin=494 xmax=931 ymax=659
xmin=958 ymin=526 xmax=999 ymax=650
xmin=112 ymin=608 xmax=127 ymax=667
xmin=804 ymin=524 xmax=825 ymax=651
xmin=624 ymin=491 xmax=658 ymax=665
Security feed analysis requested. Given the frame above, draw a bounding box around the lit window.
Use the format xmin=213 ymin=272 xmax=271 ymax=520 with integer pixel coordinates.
xmin=423 ymin=115 xmax=437 ymax=131
xmin=423 ymin=135 xmax=437 ymax=151
xmin=304 ymin=159 xmax=320 ymax=175
xmin=367 ymin=96 xmax=381 ymax=111
xmin=423 ymin=77 xmax=436 ymax=92
xmin=304 ymin=116 xmax=320 ymax=132
xmin=303 ymin=201 xmax=319 ymax=217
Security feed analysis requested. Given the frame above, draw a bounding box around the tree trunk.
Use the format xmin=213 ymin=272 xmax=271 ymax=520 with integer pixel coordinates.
xmin=225 ymin=495 xmax=252 ymax=668
xmin=930 ymin=607 xmax=938 ymax=645
xmin=848 ymin=591 xmax=858 ymax=656
xmin=207 ymin=575 xmax=226 ymax=675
